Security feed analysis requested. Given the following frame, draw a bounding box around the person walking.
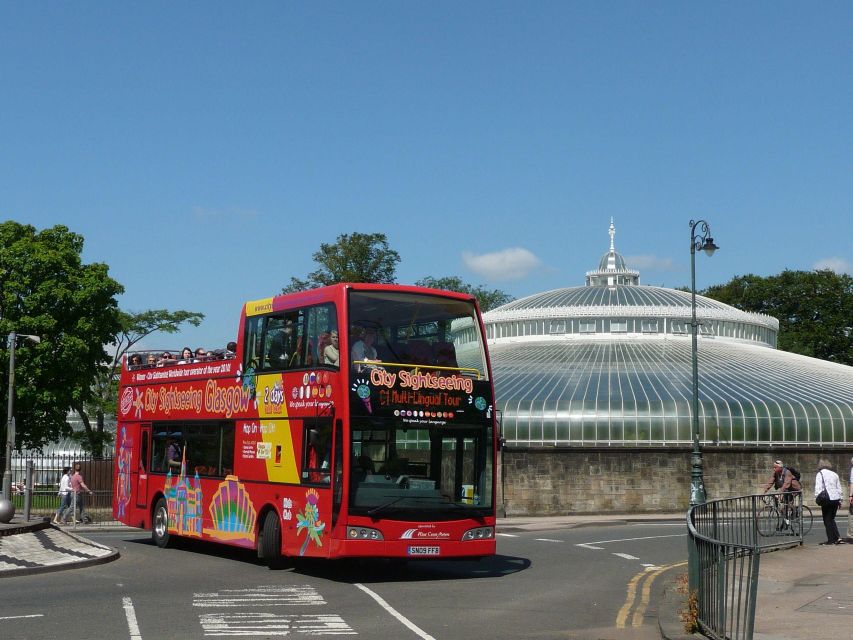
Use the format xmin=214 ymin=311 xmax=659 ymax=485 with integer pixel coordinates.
xmin=52 ymin=466 xmax=72 ymax=525
xmin=815 ymin=459 xmax=844 ymax=545
xmin=68 ymin=463 xmax=94 ymax=524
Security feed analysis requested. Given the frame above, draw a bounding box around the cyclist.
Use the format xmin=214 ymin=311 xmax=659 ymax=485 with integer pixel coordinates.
xmin=763 ymin=459 xmax=801 ymax=529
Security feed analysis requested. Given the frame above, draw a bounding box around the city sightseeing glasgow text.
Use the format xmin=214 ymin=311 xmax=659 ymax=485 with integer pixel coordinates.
xmin=369 ymin=368 xmax=474 ymax=394
xmin=144 ymin=380 xmax=252 ymax=418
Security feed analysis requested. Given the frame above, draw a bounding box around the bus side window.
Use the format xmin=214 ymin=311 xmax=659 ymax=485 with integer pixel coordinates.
xmin=302 ymin=421 xmax=331 ymax=485
xmin=140 ymin=431 xmax=149 ymax=473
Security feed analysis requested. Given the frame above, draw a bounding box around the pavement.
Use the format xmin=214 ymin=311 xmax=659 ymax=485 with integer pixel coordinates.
xmin=2 ymin=511 xmax=852 ymax=639
xmin=0 ymin=514 xmax=119 ymax=577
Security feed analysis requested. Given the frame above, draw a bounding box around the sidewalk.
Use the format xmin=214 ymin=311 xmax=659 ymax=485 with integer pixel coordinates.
xmin=0 ymin=514 xmax=119 ymax=578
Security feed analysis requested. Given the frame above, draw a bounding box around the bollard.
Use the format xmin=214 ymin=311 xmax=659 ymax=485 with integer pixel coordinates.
xmin=0 ymin=497 xmax=14 ymax=523
xmin=23 ymin=460 xmax=33 ymax=521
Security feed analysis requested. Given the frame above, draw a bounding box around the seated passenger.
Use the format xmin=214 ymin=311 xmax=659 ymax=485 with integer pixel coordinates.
xmin=178 ymin=346 xmax=194 ymax=364
xmin=194 ymin=347 xmax=209 ymax=361
xmin=434 ymin=342 xmax=458 ymax=369
xmin=351 ymin=327 xmax=379 ymax=371
xmin=146 ymin=353 xmax=158 ymax=367
xmin=323 ymin=330 xmax=340 ymax=366
xmin=127 ymin=353 xmax=142 ymax=369
xmin=158 ymin=351 xmax=176 ymax=367
xmin=225 ymin=341 xmax=237 ymax=358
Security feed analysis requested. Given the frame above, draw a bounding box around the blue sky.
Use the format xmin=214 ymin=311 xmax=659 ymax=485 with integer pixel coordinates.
xmin=2 ymin=3 xmax=851 ymax=351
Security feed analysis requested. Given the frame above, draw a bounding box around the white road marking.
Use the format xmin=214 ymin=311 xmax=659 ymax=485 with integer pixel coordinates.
xmin=496 ymin=533 xmax=518 ymax=537
xmin=199 ymin=612 xmax=355 ymax=636
xmin=613 ymin=553 xmax=640 ymax=560
xmin=194 ymin=586 xmax=325 ymax=607
xmin=0 ymin=614 xmax=44 ymax=620
xmin=576 ymin=543 xmax=605 ymax=550
xmin=534 ymin=538 xmax=563 ymax=542
xmin=355 ymin=583 xmax=436 ymax=640
xmin=122 ymin=596 xmax=142 ymax=640
xmin=642 ymin=563 xmax=660 ymax=569
xmin=576 ymin=533 xmax=684 ymax=547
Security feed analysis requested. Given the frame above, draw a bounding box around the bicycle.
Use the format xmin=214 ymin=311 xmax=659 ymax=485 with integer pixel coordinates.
xmin=756 ymin=493 xmax=813 ymax=537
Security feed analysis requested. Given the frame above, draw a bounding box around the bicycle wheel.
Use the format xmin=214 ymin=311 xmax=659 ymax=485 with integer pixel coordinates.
xmin=800 ymin=505 xmax=813 ymax=535
xmin=756 ymin=505 xmax=780 ymax=537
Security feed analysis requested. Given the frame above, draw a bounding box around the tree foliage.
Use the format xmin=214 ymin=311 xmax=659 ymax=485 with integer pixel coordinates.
xmin=73 ymin=309 xmax=204 ymax=453
xmin=283 ymin=232 xmax=401 ymax=293
xmin=415 ymin=276 xmax=514 ymax=312
xmin=702 ymin=269 xmax=853 ymax=365
xmin=0 ymin=222 xmax=123 ymax=451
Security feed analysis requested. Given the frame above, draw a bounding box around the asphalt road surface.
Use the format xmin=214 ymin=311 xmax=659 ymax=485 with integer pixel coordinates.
xmin=2 ymin=521 xmax=701 ymax=640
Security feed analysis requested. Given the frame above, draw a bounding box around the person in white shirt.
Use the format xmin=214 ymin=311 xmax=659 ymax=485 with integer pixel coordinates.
xmin=53 ymin=466 xmax=72 ymax=525
xmin=351 ymin=328 xmax=379 ymax=372
xmin=323 ymin=330 xmax=340 ymax=366
xmin=815 ymin=459 xmax=844 ymax=545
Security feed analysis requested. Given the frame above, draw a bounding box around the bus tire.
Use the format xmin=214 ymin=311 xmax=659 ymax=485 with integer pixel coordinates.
xmin=261 ymin=511 xmax=284 ymax=569
xmin=152 ymin=498 xmax=172 ymax=548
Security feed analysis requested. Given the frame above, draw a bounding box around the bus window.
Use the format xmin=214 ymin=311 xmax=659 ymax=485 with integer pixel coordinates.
xmin=151 ymin=423 xmax=235 ymax=476
xmin=306 ymin=304 xmax=337 ymax=368
xmin=302 ymin=420 xmax=332 ymax=485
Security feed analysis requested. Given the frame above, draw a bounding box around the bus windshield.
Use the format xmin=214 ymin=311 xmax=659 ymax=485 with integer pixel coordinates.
xmin=349 ymin=419 xmax=494 ymax=519
xmin=347 ymin=290 xmax=488 ymax=379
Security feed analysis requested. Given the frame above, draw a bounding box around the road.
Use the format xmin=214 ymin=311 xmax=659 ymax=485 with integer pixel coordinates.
xmin=3 ymin=521 xmax=697 ymax=640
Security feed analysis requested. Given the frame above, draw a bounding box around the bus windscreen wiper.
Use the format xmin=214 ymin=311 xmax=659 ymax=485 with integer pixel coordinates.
xmin=366 ymin=496 xmax=436 ymax=517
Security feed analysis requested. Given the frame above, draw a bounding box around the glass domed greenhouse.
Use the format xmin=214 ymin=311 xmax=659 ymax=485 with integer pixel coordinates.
xmin=484 ymin=222 xmax=853 ymax=449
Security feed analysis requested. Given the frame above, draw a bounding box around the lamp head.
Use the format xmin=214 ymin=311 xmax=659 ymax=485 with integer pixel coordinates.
xmin=20 ymin=334 xmax=41 ymax=345
xmin=702 ymin=237 xmax=719 ymax=257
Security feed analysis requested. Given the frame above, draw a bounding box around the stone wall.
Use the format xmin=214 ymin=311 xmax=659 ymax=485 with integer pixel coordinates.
xmin=498 ymin=447 xmax=853 ymax=515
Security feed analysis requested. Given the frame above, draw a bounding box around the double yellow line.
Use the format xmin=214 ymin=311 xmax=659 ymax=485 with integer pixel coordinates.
xmin=615 ymin=561 xmax=686 ymax=629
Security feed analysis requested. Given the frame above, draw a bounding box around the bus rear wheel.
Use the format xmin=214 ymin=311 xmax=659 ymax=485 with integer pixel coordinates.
xmin=152 ymin=498 xmax=172 ymax=548
xmin=261 ymin=511 xmax=285 ymax=569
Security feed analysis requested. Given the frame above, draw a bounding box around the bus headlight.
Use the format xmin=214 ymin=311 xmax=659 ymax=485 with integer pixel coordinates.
xmin=347 ymin=526 xmax=384 ymax=541
xmin=462 ymin=526 xmax=494 ymax=541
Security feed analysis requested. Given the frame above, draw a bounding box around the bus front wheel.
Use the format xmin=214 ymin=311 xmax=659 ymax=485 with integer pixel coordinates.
xmin=152 ymin=498 xmax=172 ymax=548
xmin=261 ymin=511 xmax=285 ymax=569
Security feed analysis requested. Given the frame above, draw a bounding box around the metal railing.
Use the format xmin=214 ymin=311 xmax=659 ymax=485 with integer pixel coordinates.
xmin=687 ymin=492 xmax=805 ymax=640
xmin=1 ymin=451 xmax=118 ymax=527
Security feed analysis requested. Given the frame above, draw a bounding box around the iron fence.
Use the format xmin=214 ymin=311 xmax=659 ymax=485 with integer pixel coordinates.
xmin=687 ymin=492 xmax=805 ymax=640
xmin=1 ymin=451 xmax=118 ymax=528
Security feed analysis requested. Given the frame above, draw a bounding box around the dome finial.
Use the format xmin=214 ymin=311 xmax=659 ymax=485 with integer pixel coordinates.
xmin=609 ymin=218 xmax=616 ymax=252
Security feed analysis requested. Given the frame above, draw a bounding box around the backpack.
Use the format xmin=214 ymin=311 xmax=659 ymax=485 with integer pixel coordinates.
xmin=785 ymin=466 xmax=801 ymax=482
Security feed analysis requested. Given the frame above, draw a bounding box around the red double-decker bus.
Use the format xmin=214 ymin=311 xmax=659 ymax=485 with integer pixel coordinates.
xmin=114 ymin=283 xmax=497 ymax=565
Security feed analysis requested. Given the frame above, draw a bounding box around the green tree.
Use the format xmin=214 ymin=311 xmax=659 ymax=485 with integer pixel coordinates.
xmin=0 ymin=222 xmax=123 ymax=450
xmin=415 ymin=276 xmax=514 ymax=312
xmin=283 ymin=232 xmax=401 ymax=293
xmin=702 ymin=269 xmax=853 ymax=365
xmin=72 ymin=309 xmax=204 ymax=453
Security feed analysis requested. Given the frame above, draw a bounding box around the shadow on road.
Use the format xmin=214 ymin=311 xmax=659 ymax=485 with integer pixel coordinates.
xmin=125 ymin=534 xmax=530 ymax=581
xmin=298 ymin=554 xmax=532 ymax=583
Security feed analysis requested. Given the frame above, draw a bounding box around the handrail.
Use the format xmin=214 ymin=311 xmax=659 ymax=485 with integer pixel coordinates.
xmin=686 ymin=492 xmax=805 ymax=640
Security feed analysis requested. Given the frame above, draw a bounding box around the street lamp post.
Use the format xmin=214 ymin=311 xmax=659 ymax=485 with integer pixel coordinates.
xmin=2 ymin=331 xmax=41 ymax=501
xmin=688 ymin=220 xmax=718 ymax=507
xmin=687 ymin=220 xmax=718 ymax=596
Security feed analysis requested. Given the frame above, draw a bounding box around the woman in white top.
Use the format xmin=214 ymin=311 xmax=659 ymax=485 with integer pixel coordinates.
xmin=323 ymin=331 xmax=339 ymax=366
xmin=815 ymin=459 xmax=844 ymax=545
xmin=53 ymin=466 xmax=72 ymax=525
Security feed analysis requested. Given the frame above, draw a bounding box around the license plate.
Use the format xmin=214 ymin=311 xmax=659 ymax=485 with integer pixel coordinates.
xmin=407 ymin=545 xmax=440 ymax=556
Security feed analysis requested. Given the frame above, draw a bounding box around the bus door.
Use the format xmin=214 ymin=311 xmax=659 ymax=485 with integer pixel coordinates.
xmin=295 ymin=418 xmax=334 ymax=559
xmin=136 ymin=423 xmax=151 ymax=509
